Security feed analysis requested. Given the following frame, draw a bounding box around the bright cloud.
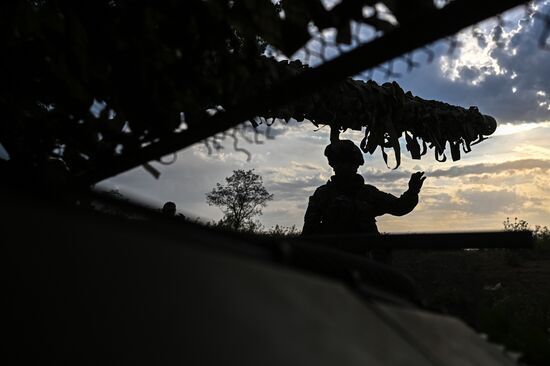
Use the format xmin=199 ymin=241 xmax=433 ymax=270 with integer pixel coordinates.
xmin=440 ymin=30 xmax=508 ymax=85
xmin=495 ymin=121 xmax=550 ymax=136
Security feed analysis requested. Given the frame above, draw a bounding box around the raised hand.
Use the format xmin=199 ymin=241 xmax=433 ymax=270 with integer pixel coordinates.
xmin=408 ymin=171 xmax=426 ymax=194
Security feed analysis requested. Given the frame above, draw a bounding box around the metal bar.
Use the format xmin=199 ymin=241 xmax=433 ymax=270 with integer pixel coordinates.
xmin=79 ymin=0 xmax=528 ymax=185
xmin=297 ymin=231 xmax=533 ymax=252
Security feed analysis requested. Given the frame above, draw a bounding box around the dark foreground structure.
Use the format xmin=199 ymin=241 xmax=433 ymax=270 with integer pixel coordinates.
xmin=2 ymin=0 xmax=543 ymax=364
xmin=4 ymin=188 xmax=531 ymax=365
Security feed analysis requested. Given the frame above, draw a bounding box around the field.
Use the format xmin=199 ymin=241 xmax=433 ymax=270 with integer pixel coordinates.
xmin=393 ymin=245 xmax=550 ymax=365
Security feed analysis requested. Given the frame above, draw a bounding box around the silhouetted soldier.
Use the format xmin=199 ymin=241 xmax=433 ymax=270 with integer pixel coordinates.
xmin=162 ymin=201 xmax=177 ymax=216
xmin=302 ymin=140 xmax=425 ymax=261
xmin=162 ymin=201 xmax=186 ymax=219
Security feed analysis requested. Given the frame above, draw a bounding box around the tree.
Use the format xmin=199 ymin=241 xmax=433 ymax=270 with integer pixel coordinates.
xmin=206 ymin=170 xmax=273 ymax=231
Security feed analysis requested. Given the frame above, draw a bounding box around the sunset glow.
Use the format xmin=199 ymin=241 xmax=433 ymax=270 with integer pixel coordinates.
xmin=101 ymin=2 xmax=550 ymax=233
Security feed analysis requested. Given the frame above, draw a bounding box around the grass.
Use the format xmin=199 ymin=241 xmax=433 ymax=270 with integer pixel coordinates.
xmin=392 ymin=242 xmax=550 ymax=366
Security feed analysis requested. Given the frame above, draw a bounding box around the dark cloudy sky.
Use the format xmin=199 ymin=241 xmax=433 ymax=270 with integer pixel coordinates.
xmin=100 ymin=1 xmax=550 ymax=232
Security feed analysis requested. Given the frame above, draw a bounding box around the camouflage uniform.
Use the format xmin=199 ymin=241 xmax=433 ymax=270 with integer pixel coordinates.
xmin=302 ymin=139 xmax=420 ymax=236
xmin=302 ymin=173 xmax=418 ymax=235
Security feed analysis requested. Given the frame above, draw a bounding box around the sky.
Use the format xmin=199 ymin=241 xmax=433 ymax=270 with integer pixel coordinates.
xmin=100 ymin=1 xmax=550 ymax=233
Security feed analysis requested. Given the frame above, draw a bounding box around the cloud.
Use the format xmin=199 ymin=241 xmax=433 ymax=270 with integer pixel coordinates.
xmin=266 ymin=174 xmax=326 ymax=200
xmin=362 ymin=168 xmax=411 ymax=183
xmin=358 ymin=158 xmax=550 ymax=185
xmin=253 ymin=123 xmax=291 ymax=139
xmin=479 ymin=6 xmax=550 ymax=122
xmin=455 ymin=189 xmax=524 ymax=215
xmin=428 ymin=158 xmax=550 ymax=178
xmin=289 ymin=161 xmax=322 ymax=171
xmin=418 ymin=192 xmax=456 ymax=211
xmin=368 ymin=2 xmax=550 ymax=125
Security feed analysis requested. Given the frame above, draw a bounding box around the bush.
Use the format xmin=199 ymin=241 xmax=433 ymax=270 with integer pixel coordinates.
xmin=503 ymin=217 xmax=549 ymax=254
xmin=503 ymin=217 xmax=530 ymax=232
xmin=532 ymin=225 xmax=550 ymax=253
xmin=265 ymin=224 xmax=300 ymax=237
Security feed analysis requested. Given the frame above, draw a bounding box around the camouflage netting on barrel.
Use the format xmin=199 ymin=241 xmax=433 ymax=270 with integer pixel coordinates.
xmin=263 ymin=59 xmax=496 ymax=168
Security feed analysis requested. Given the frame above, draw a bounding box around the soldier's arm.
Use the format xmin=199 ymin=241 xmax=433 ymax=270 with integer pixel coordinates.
xmin=371 ymin=172 xmax=425 ymax=216
xmin=302 ymin=188 xmax=324 ymax=235
xmin=371 ymin=188 xmax=418 ymax=216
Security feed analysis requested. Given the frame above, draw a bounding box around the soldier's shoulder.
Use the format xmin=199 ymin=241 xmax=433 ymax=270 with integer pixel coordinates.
xmin=310 ymin=181 xmax=335 ymax=198
xmin=363 ymin=184 xmax=381 ymax=193
xmin=313 ymin=182 xmax=331 ymax=194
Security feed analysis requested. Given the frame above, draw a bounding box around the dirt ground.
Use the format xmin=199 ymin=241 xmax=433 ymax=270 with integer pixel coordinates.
xmin=392 ymin=249 xmax=550 ymax=366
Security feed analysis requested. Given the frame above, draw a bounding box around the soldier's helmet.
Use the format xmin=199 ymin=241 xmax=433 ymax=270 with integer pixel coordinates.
xmin=324 ymin=140 xmax=364 ymax=166
xmin=162 ymin=201 xmax=177 ymax=216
